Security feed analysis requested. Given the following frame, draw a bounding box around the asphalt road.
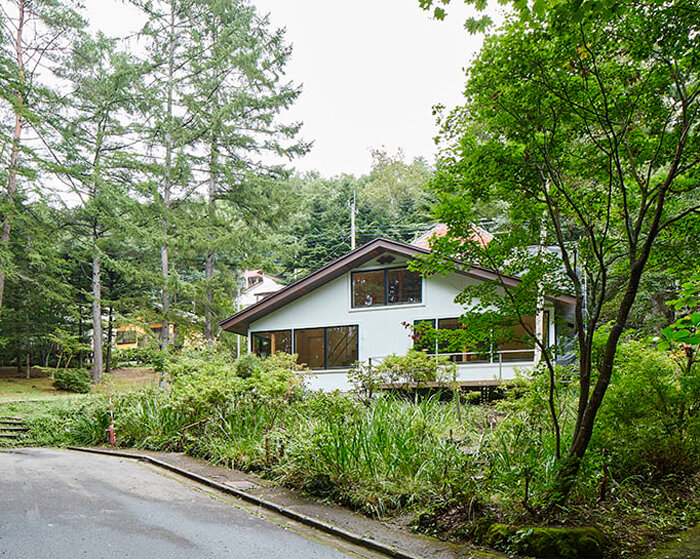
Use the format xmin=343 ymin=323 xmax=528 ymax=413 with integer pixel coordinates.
xmin=0 ymin=448 xmax=370 ymax=559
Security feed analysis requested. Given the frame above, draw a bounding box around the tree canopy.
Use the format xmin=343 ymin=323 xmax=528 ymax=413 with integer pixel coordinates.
xmin=416 ymin=0 xmax=700 ymax=501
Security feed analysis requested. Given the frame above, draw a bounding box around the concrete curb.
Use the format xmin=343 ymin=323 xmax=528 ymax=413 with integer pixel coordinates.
xmin=67 ymin=446 xmax=422 ymax=559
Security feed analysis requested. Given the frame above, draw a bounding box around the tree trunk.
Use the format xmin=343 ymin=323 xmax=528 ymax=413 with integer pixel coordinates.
xmin=0 ymin=0 xmax=26 ymax=312
xmin=204 ymin=133 xmax=218 ymax=346
xmin=78 ymin=309 xmax=84 ymax=369
xmin=204 ymin=251 xmax=215 ymax=344
xmin=550 ymin=260 xmax=649 ymax=503
xmin=92 ymin=248 xmax=103 ymax=383
xmin=105 ymin=305 xmax=113 ymax=373
xmin=160 ymin=243 xmax=170 ymax=349
xmin=159 ymin=1 xmax=177 ymax=351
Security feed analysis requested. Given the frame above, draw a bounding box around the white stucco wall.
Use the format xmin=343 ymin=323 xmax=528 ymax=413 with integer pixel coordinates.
xmin=247 ymin=255 xmax=556 ymax=391
xmin=239 ymin=275 xmax=284 ymax=308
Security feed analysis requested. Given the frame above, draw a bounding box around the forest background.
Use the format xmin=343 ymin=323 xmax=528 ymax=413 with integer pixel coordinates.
xmin=0 ymin=0 xmax=439 ymax=381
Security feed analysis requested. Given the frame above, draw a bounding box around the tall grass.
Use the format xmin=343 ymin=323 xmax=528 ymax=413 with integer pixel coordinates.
xmin=280 ymin=395 xmax=476 ymax=515
xmin=14 ymin=350 xmax=618 ymax=520
xmin=17 ymin=347 xmax=700 ymax=558
xmin=23 ymin=384 xmax=482 ymax=516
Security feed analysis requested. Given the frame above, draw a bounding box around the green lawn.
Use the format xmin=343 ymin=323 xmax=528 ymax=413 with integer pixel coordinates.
xmin=0 ymin=368 xmax=158 ymax=404
xmin=0 ymin=377 xmax=62 ymax=403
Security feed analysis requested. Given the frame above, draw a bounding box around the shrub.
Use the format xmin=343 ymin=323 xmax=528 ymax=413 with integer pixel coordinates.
xmin=596 ymin=340 xmax=700 ymax=478
xmin=347 ymin=360 xmax=383 ymax=400
xmin=251 ymin=352 xmax=309 ymax=399
xmin=234 ymin=352 xmax=262 ymax=378
xmin=168 ymin=351 xmax=307 ymax=418
xmin=53 ymin=368 xmax=91 ymax=393
xmin=374 ymin=349 xmax=456 ymax=387
xmin=112 ymin=346 xmax=162 ymax=368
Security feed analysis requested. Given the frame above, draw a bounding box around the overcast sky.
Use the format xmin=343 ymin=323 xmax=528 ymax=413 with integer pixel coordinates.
xmin=83 ymin=0 xmax=493 ymax=177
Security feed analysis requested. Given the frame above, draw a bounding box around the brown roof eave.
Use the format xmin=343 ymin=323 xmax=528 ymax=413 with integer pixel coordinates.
xmin=220 ymin=237 xmax=577 ymax=334
xmin=220 ymin=238 xmax=421 ymax=335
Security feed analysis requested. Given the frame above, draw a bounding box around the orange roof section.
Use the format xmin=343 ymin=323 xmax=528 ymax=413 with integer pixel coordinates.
xmin=412 ymin=223 xmax=493 ymax=250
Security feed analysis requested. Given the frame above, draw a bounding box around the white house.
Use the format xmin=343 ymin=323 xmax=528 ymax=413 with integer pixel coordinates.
xmin=237 ymin=270 xmax=284 ymax=309
xmin=221 ymin=238 xmax=576 ymax=392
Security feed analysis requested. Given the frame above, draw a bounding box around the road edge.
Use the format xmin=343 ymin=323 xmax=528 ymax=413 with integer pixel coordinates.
xmin=67 ymin=446 xmax=423 ymax=559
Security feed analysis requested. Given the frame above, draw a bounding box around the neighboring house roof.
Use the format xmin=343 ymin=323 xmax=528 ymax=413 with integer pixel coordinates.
xmin=412 ymin=223 xmax=493 ymax=250
xmin=241 ymin=269 xmax=283 ymax=292
xmin=220 ymin=237 xmax=576 ymax=336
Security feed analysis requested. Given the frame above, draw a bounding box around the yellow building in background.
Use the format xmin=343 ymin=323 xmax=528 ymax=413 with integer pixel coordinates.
xmin=114 ymin=322 xmax=175 ymax=350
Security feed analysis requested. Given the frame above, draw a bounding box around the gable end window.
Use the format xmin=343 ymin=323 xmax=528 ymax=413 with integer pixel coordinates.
xmin=352 ymin=267 xmax=422 ymax=308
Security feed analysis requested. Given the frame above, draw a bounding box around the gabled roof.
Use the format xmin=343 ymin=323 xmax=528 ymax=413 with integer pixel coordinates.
xmin=220 ymin=237 xmax=576 ymax=335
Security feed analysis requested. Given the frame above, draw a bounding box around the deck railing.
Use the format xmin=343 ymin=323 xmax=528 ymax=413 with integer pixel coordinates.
xmin=431 ymin=348 xmax=536 ymax=363
xmin=367 ymin=349 xmax=537 ymax=380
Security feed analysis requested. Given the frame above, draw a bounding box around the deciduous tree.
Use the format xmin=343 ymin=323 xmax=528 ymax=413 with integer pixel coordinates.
xmin=418 ymin=0 xmax=700 ymax=502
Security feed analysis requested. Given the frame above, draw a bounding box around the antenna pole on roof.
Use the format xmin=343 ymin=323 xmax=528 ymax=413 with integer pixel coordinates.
xmin=350 ymin=190 xmax=357 ymax=250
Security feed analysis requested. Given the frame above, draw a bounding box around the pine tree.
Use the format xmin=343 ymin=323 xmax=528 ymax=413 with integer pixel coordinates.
xmin=182 ymin=0 xmax=307 ymax=343
xmin=51 ymin=32 xmax=144 ymax=382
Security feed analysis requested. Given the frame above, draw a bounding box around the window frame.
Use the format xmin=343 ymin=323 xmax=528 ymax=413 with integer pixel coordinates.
xmin=251 ymin=329 xmax=293 ymax=357
xmin=251 ymin=324 xmax=359 ymax=370
xmin=412 ymin=313 xmax=550 ymax=363
xmin=326 ymin=324 xmax=360 ymax=368
xmin=412 ymin=317 xmax=491 ymax=363
xmin=351 ymin=266 xmax=423 ymax=309
xmin=294 ymin=324 xmax=359 ymax=369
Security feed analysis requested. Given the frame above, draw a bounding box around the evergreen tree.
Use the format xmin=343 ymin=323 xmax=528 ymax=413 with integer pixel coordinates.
xmin=0 ymin=200 xmax=73 ymax=372
xmin=132 ymin=0 xmax=202 ymax=350
xmin=182 ymin=0 xmax=307 ymax=343
xmin=0 ymin=0 xmax=84 ymax=313
xmin=51 ymin=32 xmax=144 ymax=381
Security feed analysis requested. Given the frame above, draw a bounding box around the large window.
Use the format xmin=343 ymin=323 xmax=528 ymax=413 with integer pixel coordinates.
xmin=412 ymin=314 xmax=546 ymax=362
xmin=412 ymin=318 xmax=488 ymax=363
xmin=327 ymin=326 xmax=359 ymax=368
xmin=252 ymin=330 xmax=292 ymax=358
xmin=295 ymin=325 xmax=358 ymax=369
xmin=352 ymin=267 xmax=422 ymax=308
xmin=252 ymin=326 xmax=358 ymax=369
xmin=499 ymin=315 xmax=545 ymax=362
xmin=294 ymin=328 xmax=325 ymax=368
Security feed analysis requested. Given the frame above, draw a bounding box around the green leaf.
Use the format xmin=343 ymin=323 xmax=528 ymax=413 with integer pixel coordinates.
xmin=532 ymin=0 xmax=548 ymax=18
